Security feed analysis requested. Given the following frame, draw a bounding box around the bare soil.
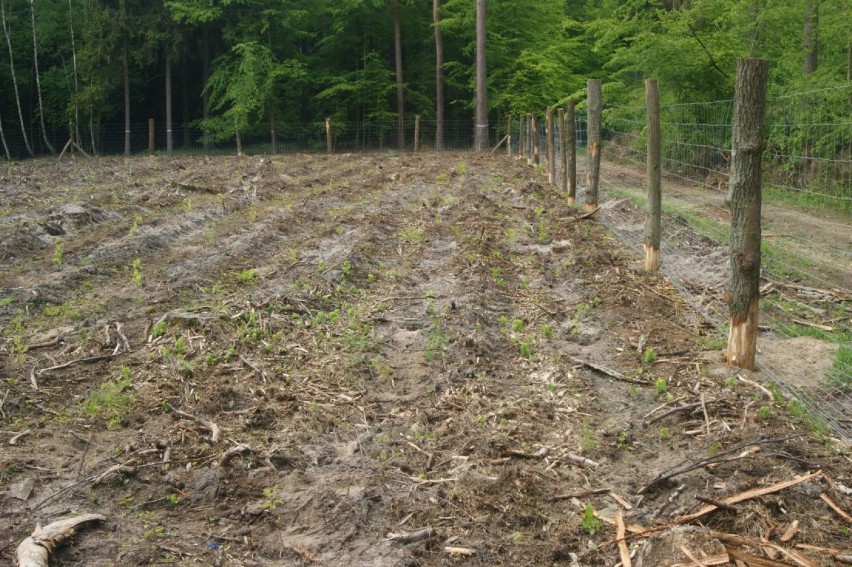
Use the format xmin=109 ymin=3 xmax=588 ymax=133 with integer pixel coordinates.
xmin=0 ymin=154 xmax=850 ymax=566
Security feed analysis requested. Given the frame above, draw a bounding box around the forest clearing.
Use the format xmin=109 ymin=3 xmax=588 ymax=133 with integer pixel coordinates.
xmin=0 ymin=153 xmax=850 ymax=566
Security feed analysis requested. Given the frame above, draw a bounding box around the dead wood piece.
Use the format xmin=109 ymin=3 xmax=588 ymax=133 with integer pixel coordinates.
xmin=218 ymin=444 xmax=251 ymax=468
xmin=152 ymin=310 xmax=214 ymax=333
xmin=36 ymin=354 xmax=115 ymax=376
xmin=670 ymin=554 xmax=731 ymax=567
xmin=647 ymin=400 xmax=717 ymax=425
xmin=16 ymin=514 xmax=106 ymax=567
xmin=679 ymin=545 xmax=710 ymax=567
xmin=564 ymin=451 xmax=599 ymax=469
xmin=24 ymin=336 xmax=60 ymax=352
xmin=571 ymin=357 xmax=646 ymax=385
xmin=92 ymin=461 xmax=137 ymax=486
xmin=715 ymin=532 xmax=818 ymax=567
xmin=548 ymin=487 xmax=612 ymax=502
xmin=638 ymin=436 xmax=798 ymax=493
xmin=0 ymin=388 xmax=8 ymax=418
xmin=9 ymin=429 xmax=32 ymax=445
xmin=167 ymin=403 xmax=221 ymax=443
xmin=736 ymin=374 xmax=774 ymax=399
xmin=504 ymin=447 xmax=549 ymax=459
xmin=616 ymin=509 xmax=632 ymax=567
xmin=819 ymin=492 xmax=852 ymax=523
xmin=170 ymin=180 xmax=222 ymax=194
xmin=609 ymin=491 xmax=633 ymax=510
xmin=489 ymin=134 xmax=509 ymax=154
xmin=239 ymin=356 xmax=267 ymax=382
xmin=444 ymin=546 xmax=476 ymax=556
xmin=577 ymin=207 xmax=600 ymax=220
xmin=675 ymin=472 xmax=822 ymax=524
xmin=386 ymin=527 xmax=435 ymax=544
xmin=725 ymin=547 xmax=796 ymax=567
xmin=779 ymin=521 xmax=799 ymax=543
xmin=695 ymin=496 xmax=738 ymax=513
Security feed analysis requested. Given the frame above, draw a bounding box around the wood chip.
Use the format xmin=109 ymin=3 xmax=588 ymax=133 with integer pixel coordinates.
xmin=444 ymin=546 xmax=476 ymax=556
xmin=779 ymin=520 xmax=799 ymax=543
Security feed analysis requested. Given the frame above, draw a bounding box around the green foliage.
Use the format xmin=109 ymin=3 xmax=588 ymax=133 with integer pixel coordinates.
xmin=581 ymin=503 xmax=603 ymax=536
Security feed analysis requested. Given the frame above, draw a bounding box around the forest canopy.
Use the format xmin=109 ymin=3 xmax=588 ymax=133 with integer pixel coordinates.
xmin=0 ymin=0 xmax=848 ymax=156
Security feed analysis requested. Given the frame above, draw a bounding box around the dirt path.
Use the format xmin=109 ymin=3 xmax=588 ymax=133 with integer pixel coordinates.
xmin=0 ymin=154 xmax=849 ymax=566
xmin=597 ymin=159 xmax=852 ymax=290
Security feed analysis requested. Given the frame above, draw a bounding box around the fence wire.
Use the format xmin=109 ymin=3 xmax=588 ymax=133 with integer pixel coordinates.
xmin=518 ymin=84 xmax=851 ymax=440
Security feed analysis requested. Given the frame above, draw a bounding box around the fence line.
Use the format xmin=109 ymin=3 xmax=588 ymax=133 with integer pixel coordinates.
xmin=517 ymin=82 xmax=851 ymax=441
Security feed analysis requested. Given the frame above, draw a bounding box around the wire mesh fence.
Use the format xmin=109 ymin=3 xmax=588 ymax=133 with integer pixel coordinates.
xmin=522 ymin=84 xmax=851 ymax=440
xmin=0 ymin=119 xmax=491 ymax=159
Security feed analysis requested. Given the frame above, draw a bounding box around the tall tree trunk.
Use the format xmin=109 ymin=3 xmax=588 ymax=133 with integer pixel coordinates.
xmin=391 ymin=0 xmax=404 ymax=150
xmin=68 ymin=0 xmax=81 ymax=145
xmin=473 ymin=0 xmax=488 ymax=151
xmin=803 ymin=0 xmax=818 ymax=75
xmin=202 ymin=24 xmax=210 ymax=151
xmin=30 ymin=0 xmax=55 ymax=153
xmin=181 ymin=52 xmax=189 ymax=147
xmin=165 ymin=54 xmax=173 ymax=155
xmin=268 ymin=27 xmax=277 ymax=154
xmin=433 ymin=0 xmax=444 ymax=150
xmin=585 ymin=79 xmax=602 ymax=213
xmin=726 ymin=58 xmax=768 ymax=371
xmin=0 ymin=108 xmax=10 ymax=160
xmin=0 ymin=0 xmax=34 ymax=157
xmin=123 ymin=38 xmax=130 ymax=155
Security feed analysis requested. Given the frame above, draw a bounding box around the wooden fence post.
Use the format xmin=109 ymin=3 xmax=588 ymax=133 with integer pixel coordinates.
xmin=727 ymin=58 xmax=768 ymax=370
xmin=519 ymin=115 xmax=525 ymax=159
xmin=644 ymin=78 xmax=662 ymax=273
xmin=532 ymin=115 xmax=540 ymax=166
xmin=546 ymin=106 xmax=555 ymax=184
xmin=585 ymin=79 xmax=602 ymax=213
xmin=566 ymin=100 xmax=577 ymax=205
xmin=148 ymin=118 xmax=155 ymax=157
xmin=326 ymin=117 xmax=332 ymax=154
xmin=414 ymin=114 xmax=421 ymax=152
xmin=558 ymin=107 xmax=567 ymax=194
xmin=507 ymin=115 xmax=513 ymax=157
xmin=526 ymin=114 xmax=533 ymax=164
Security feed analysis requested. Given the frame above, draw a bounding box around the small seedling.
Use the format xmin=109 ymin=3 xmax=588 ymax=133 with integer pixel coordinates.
xmin=53 ymin=240 xmax=64 ymax=265
xmin=643 ymin=347 xmax=657 ymax=363
xmin=131 ymin=258 xmax=143 ymax=286
xmin=659 ymin=427 xmax=671 ymax=440
xmin=540 ymin=323 xmax=553 ymax=338
xmin=654 ymin=378 xmax=668 ymax=395
xmin=757 ymin=406 xmax=772 ymax=420
xmin=581 ymin=503 xmax=603 ymax=536
xmin=512 ymin=319 xmax=524 ymax=333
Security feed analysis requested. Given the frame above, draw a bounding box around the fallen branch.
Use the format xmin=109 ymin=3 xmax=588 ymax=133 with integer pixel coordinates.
xmin=548 ymin=487 xmax=612 ymax=502
xmin=564 ymin=452 xmax=599 ymax=469
xmin=819 ymin=492 xmax=852 ymax=523
xmin=16 ymin=514 xmax=106 ymax=567
xmin=387 ymin=527 xmax=435 ymax=544
xmin=714 ymin=532 xmax=818 ymax=567
xmin=504 ymin=447 xmax=549 ymax=459
xmin=725 ymin=547 xmax=793 ymax=567
xmin=9 ymin=429 xmax=32 ymax=445
xmin=737 ymin=373 xmax=775 ymax=399
xmin=638 ymin=435 xmax=801 ymax=493
xmin=489 ymin=135 xmax=509 ymax=154
xmin=571 ymin=357 xmax=647 ymax=385
xmin=675 ymin=472 xmax=822 ymax=524
xmin=166 ymin=403 xmax=221 ymax=443
xmin=670 ymin=553 xmax=730 ymax=567
xmin=239 ymin=355 xmax=267 ymax=382
xmin=24 ymin=336 xmax=60 ymax=352
xmin=647 ymin=399 xmax=717 ymax=425
xmin=37 ymin=353 xmax=115 ymax=376
xmin=218 ymin=444 xmax=251 ymax=468
xmin=92 ymin=461 xmax=137 ymax=486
